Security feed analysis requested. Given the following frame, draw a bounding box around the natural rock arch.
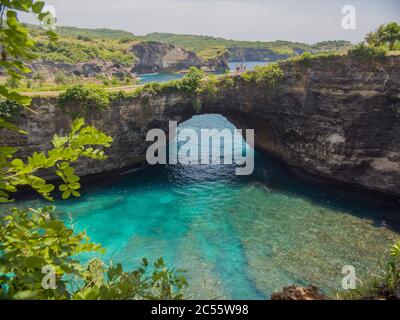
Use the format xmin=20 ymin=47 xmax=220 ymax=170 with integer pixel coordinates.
xmin=2 ymin=55 xmax=400 ymax=197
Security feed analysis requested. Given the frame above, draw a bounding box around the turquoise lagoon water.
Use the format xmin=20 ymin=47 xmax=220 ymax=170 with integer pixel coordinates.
xmin=138 ymin=61 xmax=272 ymax=84
xmin=17 ymin=115 xmax=400 ymax=299
xmin=138 ymin=72 xmax=184 ymax=84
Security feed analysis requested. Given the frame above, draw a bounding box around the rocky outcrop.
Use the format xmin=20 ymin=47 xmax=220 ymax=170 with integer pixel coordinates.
xmin=131 ymin=41 xmax=202 ymax=73
xmin=198 ymin=51 xmax=229 ymax=73
xmin=131 ymin=41 xmax=228 ymax=73
xmin=2 ymin=55 xmax=400 ymax=197
xmin=29 ymin=59 xmax=135 ymax=80
xmin=271 ymin=285 xmax=328 ymax=300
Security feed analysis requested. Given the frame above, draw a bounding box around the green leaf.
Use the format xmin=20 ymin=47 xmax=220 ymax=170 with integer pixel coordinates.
xmin=64 ymin=167 xmax=75 ymax=177
xmin=32 ymin=1 xmax=45 ymax=14
xmin=69 ymin=182 xmax=81 ymax=190
xmin=71 ymin=190 xmax=81 ymax=197
xmin=0 ymin=146 xmax=18 ymax=155
xmin=71 ymin=118 xmax=85 ymax=133
xmin=62 ymin=190 xmax=71 ymax=199
xmin=11 ymin=159 xmax=24 ymax=168
xmin=67 ymin=175 xmax=80 ymax=183
xmin=41 ymin=184 xmax=55 ymax=193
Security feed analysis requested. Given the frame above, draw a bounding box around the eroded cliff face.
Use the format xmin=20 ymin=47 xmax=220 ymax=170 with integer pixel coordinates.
xmin=2 ymin=55 xmax=400 ymax=197
xmin=218 ymin=55 xmax=400 ymax=197
xmin=131 ymin=41 xmax=228 ymax=73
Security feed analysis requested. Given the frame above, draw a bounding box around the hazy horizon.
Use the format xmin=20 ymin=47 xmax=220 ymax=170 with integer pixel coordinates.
xmin=20 ymin=0 xmax=400 ymax=44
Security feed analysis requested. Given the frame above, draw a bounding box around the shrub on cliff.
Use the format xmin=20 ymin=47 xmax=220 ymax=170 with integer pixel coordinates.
xmin=348 ymin=43 xmax=388 ymax=60
xmin=196 ymin=74 xmax=219 ymax=100
xmin=241 ymin=63 xmax=284 ymax=87
xmin=178 ymin=67 xmax=206 ymax=92
xmin=58 ymin=84 xmax=110 ymax=114
xmin=0 ymin=100 xmax=23 ymax=123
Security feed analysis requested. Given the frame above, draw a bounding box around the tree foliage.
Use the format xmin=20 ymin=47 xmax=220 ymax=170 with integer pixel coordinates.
xmin=0 ymin=99 xmax=22 ymax=121
xmin=0 ymin=0 xmax=57 ymax=106
xmin=365 ymin=22 xmax=400 ymax=50
xmin=0 ymin=206 xmax=188 ymax=300
xmin=0 ymin=117 xmax=113 ymax=202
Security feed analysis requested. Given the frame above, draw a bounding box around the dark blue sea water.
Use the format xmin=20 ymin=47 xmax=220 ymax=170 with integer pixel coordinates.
xmin=17 ymin=114 xmax=400 ymax=299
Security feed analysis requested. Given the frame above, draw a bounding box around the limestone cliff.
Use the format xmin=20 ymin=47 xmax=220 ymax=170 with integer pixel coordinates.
xmin=2 ymin=55 xmax=400 ymax=197
xmin=131 ymin=41 xmax=228 ymax=73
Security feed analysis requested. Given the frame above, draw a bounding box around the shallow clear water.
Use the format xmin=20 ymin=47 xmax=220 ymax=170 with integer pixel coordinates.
xmin=138 ymin=72 xmax=184 ymax=84
xmin=17 ymin=115 xmax=400 ymax=299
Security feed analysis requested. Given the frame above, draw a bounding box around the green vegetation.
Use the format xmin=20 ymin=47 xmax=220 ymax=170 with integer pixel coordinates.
xmin=197 ymin=45 xmax=228 ymax=61
xmin=0 ymin=100 xmax=22 ymax=122
xmin=139 ymin=32 xmax=353 ymax=57
xmin=338 ymin=240 xmax=400 ymax=300
xmin=54 ymin=71 xmax=69 ymax=85
xmin=34 ymin=37 xmax=137 ymax=66
xmin=28 ymin=23 xmax=136 ymax=40
xmin=365 ymin=22 xmax=400 ymax=51
xmin=0 ymin=206 xmax=188 ymax=300
xmin=26 ymin=24 xmax=137 ymax=66
xmin=0 ymin=0 xmax=57 ymax=106
xmin=348 ymin=43 xmax=388 ymax=60
xmin=122 ymin=67 xmax=208 ymax=99
xmin=296 ymin=52 xmax=313 ymax=67
xmin=241 ymin=63 xmax=284 ymax=87
xmin=0 ymin=117 xmax=112 ymax=202
xmin=58 ymin=84 xmax=110 ymax=115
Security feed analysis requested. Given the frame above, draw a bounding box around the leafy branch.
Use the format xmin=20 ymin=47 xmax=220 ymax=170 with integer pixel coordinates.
xmin=0 ymin=117 xmax=113 ymax=202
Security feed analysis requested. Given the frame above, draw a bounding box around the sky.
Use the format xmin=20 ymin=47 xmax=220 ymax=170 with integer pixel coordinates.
xmin=20 ymin=0 xmax=400 ymax=44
